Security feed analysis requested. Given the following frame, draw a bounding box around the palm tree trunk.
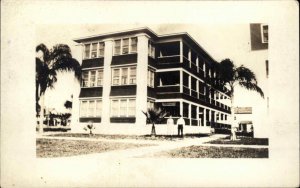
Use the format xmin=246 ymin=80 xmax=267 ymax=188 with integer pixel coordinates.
xmin=230 ymin=88 xmax=237 ymax=140
xmin=151 ymin=123 xmax=156 ymax=137
xmin=39 ymin=94 xmax=45 ymax=134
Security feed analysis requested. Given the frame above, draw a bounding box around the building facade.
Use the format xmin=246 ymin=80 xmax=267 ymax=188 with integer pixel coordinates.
xmin=71 ymin=28 xmax=232 ymax=135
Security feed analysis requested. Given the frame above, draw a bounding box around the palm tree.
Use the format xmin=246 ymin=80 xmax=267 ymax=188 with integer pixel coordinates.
xmin=36 ymin=43 xmax=81 ymax=133
xmin=217 ymin=59 xmax=264 ymax=137
xmin=142 ymin=108 xmax=167 ymax=137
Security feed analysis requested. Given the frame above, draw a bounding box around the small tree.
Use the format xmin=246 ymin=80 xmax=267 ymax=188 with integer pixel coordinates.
xmin=142 ymin=108 xmax=167 ymax=137
xmin=83 ymin=121 xmax=95 ymax=136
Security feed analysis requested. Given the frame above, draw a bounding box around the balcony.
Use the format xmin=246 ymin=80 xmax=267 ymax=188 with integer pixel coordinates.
xmin=157 ymin=55 xmax=180 ymax=64
xmin=156 ymin=85 xmax=180 ymax=93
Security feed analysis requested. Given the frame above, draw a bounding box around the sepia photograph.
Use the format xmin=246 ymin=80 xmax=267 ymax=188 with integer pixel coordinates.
xmin=35 ymin=24 xmax=269 ymax=159
xmin=1 ymin=1 xmax=299 ymax=187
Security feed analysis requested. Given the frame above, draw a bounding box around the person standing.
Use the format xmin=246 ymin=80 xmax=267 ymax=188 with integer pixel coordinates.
xmin=177 ymin=115 xmax=185 ymax=137
xmin=167 ymin=115 xmax=174 ymax=136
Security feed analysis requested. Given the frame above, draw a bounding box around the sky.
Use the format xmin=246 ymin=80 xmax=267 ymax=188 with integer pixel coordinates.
xmin=36 ymin=24 xmax=268 ymax=113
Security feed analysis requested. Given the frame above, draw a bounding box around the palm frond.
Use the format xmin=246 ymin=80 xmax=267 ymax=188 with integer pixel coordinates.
xmin=142 ymin=108 xmax=167 ymax=124
xmin=219 ymin=59 xmax=235 ymax=84
xmin=236 ymin=65 xmax=258 ymax=84
xmin=239 ymin=81 xmax=264 ymax=98
xmin=36 ymin=43 xmax=50 ymax=63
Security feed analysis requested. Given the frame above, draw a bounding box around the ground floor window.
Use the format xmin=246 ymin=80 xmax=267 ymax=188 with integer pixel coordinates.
xmin=80 ymin=99 xmax=102 ymax=117
xmin=110 ymin=98 xmax=136 ymax=117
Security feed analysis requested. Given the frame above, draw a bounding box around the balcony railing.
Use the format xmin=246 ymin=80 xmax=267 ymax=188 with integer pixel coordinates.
xmin=156 ymin=85 xmax=180 ymax=93
xmin=157 ymin=55 xmax=180 ymax=64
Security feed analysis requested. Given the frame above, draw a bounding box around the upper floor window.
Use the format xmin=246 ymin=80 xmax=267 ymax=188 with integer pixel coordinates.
xmin=148 ymin=41 xmax=155 ymax=58
xmin=82 ymin=69 xmax=103 ymax=87
xmin=122 ymin=38 xmax=129 ymax=54
xmin=84 ymin=44 xmax=90 ymax=59
xmin=112 ymin=66 xmax=137 ymax=86
xmin=84 ymin=42 xmax=105 ymax=59
xmin=99 ymin=42 xmax=105 ymax=56
xmin=114 ymin=37 xmax=138 ymax=56
xmin=131 ymin=37 xmax=137 ymax=52
xmin=147 ymin=69 xmax=155 ymax=87
xmin=261 ymin=24 xmax=268 ymax=43
xmin=91 ymin=43 xmax=97 ymax=58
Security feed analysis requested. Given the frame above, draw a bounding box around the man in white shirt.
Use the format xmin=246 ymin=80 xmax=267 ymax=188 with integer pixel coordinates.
xmin=177 ymin=115 xmax=185 ymax=137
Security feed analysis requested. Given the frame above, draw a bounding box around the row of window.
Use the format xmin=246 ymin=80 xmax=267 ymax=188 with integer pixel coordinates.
xmin=112 ymin=67 xmax=136 ymax=85
xmin=82 ymin=70 xmax=103 ymax=87
xmin=111 ymin=98 xmax=135 ymax=117
xmin=82 ymin=67 xmax=155 ymax=88
xmin=84 ymin=37 xmax=156 ymax=59
xmin=84 ymin=42 xmax=105 ymax=59
xmin=114 ymin=37 xmax=137 ymax=55
xmin=80 ymin=100 xmax=102 ymax=117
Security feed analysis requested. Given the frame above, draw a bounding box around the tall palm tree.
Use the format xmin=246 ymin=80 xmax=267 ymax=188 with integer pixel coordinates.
xmin=142 ymin=108 xmax=167 ymax=137
xmin=217 ymin=59 xmax=264 ymax=130
xmin=36 ymin=43 xmax=81 ymax=133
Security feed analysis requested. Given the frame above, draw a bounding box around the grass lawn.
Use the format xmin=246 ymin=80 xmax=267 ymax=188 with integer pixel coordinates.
xmin=151 ymin=145 xmax=268 ymax=158
xmin=36 ymin=138 xmax=152 ymax=158
xmin=48 ymin=133 xmax=209 ymax=141
xmin=206 ymin=136 xmax=269 ymax=145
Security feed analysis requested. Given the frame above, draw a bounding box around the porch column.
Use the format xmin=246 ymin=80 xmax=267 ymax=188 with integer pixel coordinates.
xmin=180 ymin=40 xmax=183 ymax=63
xmin=203 ymin=108 xmax=207 ymax=126
xmin=180 ymin=100 xmax=183 ymax=117
xmin=135 ymin=34 xmax=149 ymax=126
xmin=180 ymin=70 xmax=183 ymax=93
xmin=188 ymin=103 xmax=191 ymax=126
xmin=196 ymin=105 xmax=199 ymax=126
xmin=102 ymin=38 xmax=113 ymax=126
xmin=188 ymin=75 xmax=191 ymax=96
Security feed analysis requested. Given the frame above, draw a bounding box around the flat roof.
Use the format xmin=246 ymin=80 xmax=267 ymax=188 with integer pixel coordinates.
xmin=73 ymin=27 xmax=217 ymax=63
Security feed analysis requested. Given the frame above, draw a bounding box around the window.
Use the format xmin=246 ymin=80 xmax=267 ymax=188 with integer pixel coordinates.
xmin=147 ymin=69 xmax=155 ymax=87
xmin=111 ymin=100 xmax=119 ymax=117
xmin=80 ymin=100 xmax=102 ymax=117
xmin=122 ymin=38 xmax=129 ymax=54
xmin=113 ymin=69 xmax=120 ymax=85
xmin=82 ymin=71 xmax=89 ymax=87
xmin=128 ymin=99 xmax=136 ymax=116
xmin=114 ymin=39 xmax=121 ymax=55
xmin=82 ymin=69 xmax=103 ymax=87
xmin=148 ymin=41 xmax=155 ymax=58
xmin=88 ymin=101 xmax=95 ymax=117
xmin=121 ymin=68 xmax=128 ymax=85
xmin=129 ymin=67 xmax=136 ymax=84
xmin=90 ymin=70 xmax=96 ymax=87
xmin=114 ymin=37 xmax=138 ymax=55
xmin=131 ymin=37 xmax=137 ymax=52
xmin=112 ymin=67 xmax=137 ymax=85
xmin=99 ymin=42 xmax=105 ymax=57
xmin=266 ymin=60 xmax=269 ymax=78
xmin=95 ymin=100 xmax=102 ymax=117
xmin=91 ymin=43 xmax=97 ymax=58
xmin=80 ymin=101 xmax=88 ymax=117
xmin=120 ymin=99 xmax=127 ymax=117
xmin=261 ymin=24 xmax=268 ymax=43
xmin=84 ymin=44 xmax=90 ymax=59
xmin=111 ymin=98 xmax=136 ymax=117
xmin=97 ymin=69 xmax=103 ymax=86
